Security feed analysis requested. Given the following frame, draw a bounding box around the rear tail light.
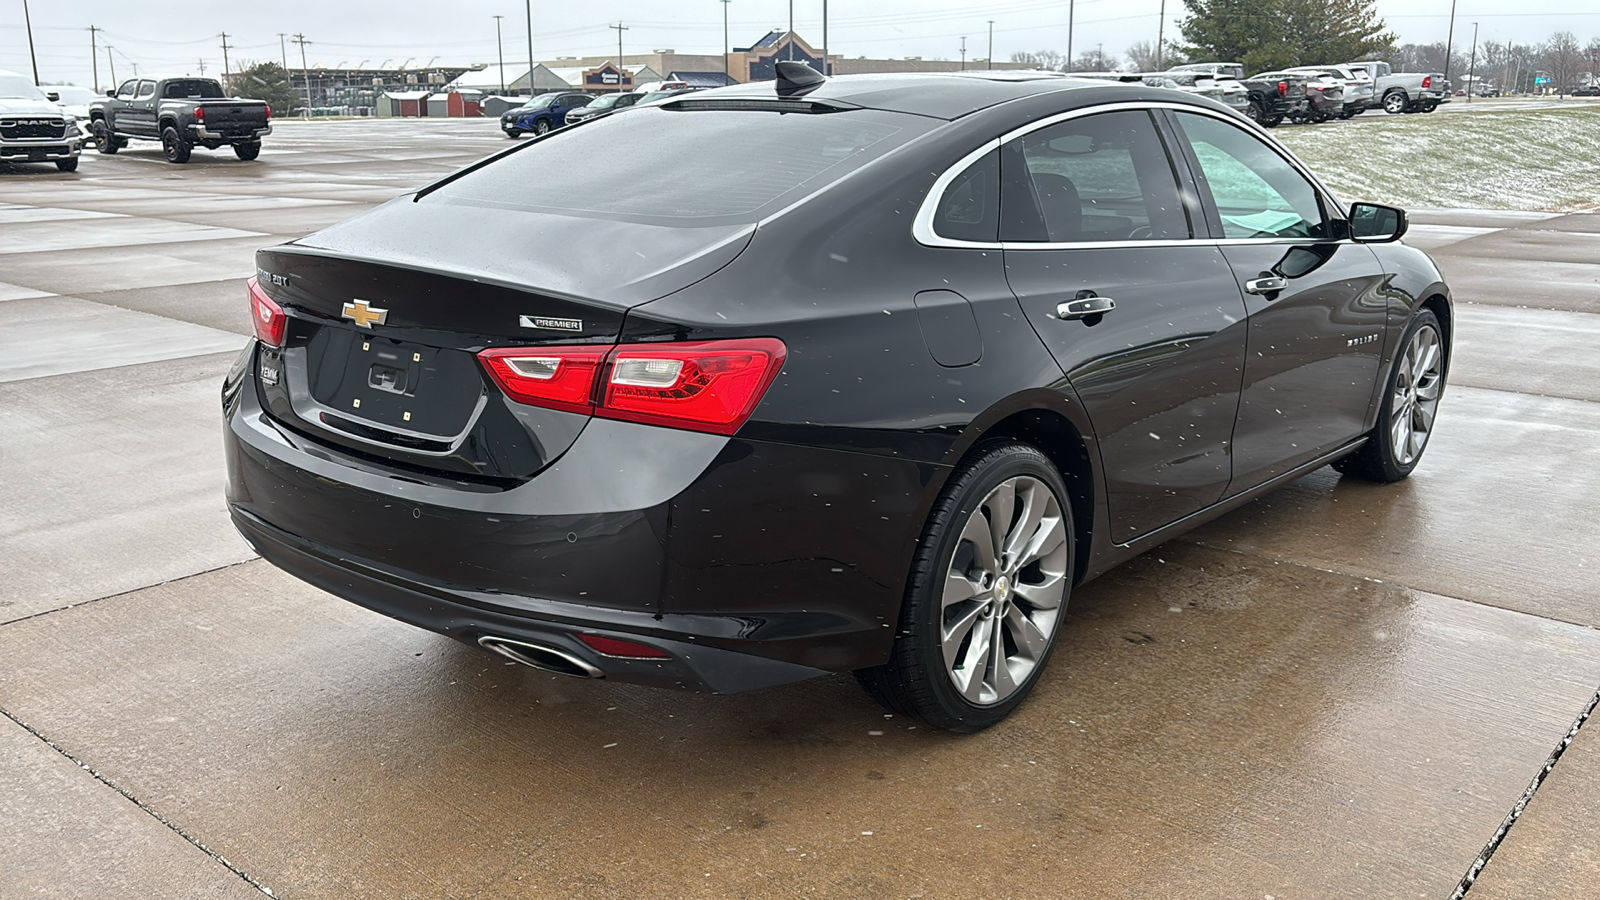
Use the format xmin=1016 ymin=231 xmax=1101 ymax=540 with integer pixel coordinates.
xmin=247 ymin=277 xmax=286 ymax=348
xmin=576 ymin=634 xmax=670 ymax=659
xmin=1277 ymin=81 xmax=1288 ymax=96
xmin=478 ymin=346 xmax=607 ymax=415
xmin=477 ymin=337 xmax=786 ymax=435
xmin=195 ymin=106 xmax=205 ymax=120
xmin=1422 ymin=76 xmax=1432 ymax=88
xmin=265 ymin=104 xmax=272 ymax=118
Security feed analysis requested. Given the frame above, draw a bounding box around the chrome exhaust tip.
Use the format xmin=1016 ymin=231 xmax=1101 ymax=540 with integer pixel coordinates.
xmin=478 ymin=636 xmax=604 ymax=679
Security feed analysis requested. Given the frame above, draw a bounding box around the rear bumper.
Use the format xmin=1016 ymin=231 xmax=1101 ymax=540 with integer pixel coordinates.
xmin=190 ymin=123 xmax=272 ymax=141
xmin=223 ymin=344 xmax=933 ymax=688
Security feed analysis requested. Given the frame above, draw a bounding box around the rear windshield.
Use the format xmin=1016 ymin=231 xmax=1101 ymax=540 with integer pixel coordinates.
xmin=427 ymin=107 xmax=933 ymax=225
xmin=164 ymin=80 xmax=224 ymax=99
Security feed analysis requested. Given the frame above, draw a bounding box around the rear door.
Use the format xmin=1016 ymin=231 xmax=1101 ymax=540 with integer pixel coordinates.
xmin=1163 ymin=109 xmax=1388 ymax=493
xmin=1000 ymin=108 xmax=1249 ymax=543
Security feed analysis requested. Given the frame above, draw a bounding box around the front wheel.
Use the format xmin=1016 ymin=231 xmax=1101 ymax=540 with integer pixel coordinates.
xmin=92 ymin=120 xmax=119 ymax=154
xmin=503 ymin=128 xmax=520 ymax=138
xmin=161 ymin=126 xmax=192 ymax=163
xmin=1246 ymin=100 xmax=1265 ymax=124
xmin=1262 ymin=115 xmax=1284 ymax=128
xmin=857 ymin=443 xmax=1073 ymax=732
xmin=1333 ymin=309 xmax=1447 ymax=482
xmin=233 ymin=141 xmax=261 ymax=161
xmin=56 ymin=157 xmax=79 ymax=172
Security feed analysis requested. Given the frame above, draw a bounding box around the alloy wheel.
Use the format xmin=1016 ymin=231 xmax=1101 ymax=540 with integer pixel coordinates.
xmin=940 ymin=475 xmax=1068 ymax=706
xmin=1389 ymin=324 xmax=1443 ymax=466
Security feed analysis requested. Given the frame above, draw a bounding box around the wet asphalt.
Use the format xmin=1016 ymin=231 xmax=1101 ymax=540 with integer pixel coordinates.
xmin=1 ymin=119 xmax=1597 ymax=899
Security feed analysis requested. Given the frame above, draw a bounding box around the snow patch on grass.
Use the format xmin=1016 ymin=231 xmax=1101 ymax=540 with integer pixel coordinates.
xmin=1277 ymin=106 xmax=1600 ymax=212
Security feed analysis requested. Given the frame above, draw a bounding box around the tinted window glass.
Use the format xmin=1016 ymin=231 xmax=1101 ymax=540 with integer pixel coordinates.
xmin=134 ymin=80 xmax=156 ymax=99
xmin=431 ymin=109 xmax=929 ymax=225
xmin=163 ymin=80 xmax=224 ymax=99
xmin=116 ymin=80 xmax=138 ymax=99
xmin=1173 ymin=111 xmax=1328 ymax=239
xmin=1006 ymin=110 xmax=1189 ymax=243
xmin=933 ymin=149 xmax=999 ymax=243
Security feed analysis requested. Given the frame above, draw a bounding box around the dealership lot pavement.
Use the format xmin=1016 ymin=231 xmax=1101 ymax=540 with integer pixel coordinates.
xmin=2 ymin=119 xmax=1597 ymax=898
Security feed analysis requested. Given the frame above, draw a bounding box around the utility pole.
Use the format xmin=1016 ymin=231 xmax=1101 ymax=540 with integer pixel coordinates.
xmin=987 ymin=20 xmax=993 ymax=68
xmin=1156 ymin=0 xmax=1166 ymax=70
xmin=197 ymin=59 xmax=207 ymax=76
xmin=721 ymin=0 xmax=731 ymax=81
xmin=21 ymin=0 xmax=39 ymax=84
xmin=292 ymin=33 xmax=312 ymax=116
xmin=106 ymin=45 xmax=117 ymax=87
xmin=787 ymin=0 xmax=794 ymax=62
xmin=1467 ymin=21 xmax=1479 ymax=102
xmin=89 ymin=25 xmax=101 ymax=93
xmin=278 ymin=34 xmax=289 ymax=74
xmin=220 ymin=32 xmax=233 ymax=91
xmin=960 ymin=37 xmax=967 ymax=72
xmin=1067 ymin=0 xmax=1075 ymax=72
xmin=822 ymin=0 xmax=829 ymax=74
xmin=1444 ymin=0 xmax=1456 ymax=83
xmin=524 ymin=0 xmax=535 ymax=97
xmin=494 ymin=15 xmax=506 ymax=94
xmin=610 ymin=22 xmax=628 ymax=87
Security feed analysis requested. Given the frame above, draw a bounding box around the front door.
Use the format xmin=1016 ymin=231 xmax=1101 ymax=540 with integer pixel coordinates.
xmin=1165 ymin=110 xmax=1388 ymax=493
xmin=1000 ymin=109 xmax=1249 ymax=543
xmin=123 ymin=79 xmax=158 ymax=137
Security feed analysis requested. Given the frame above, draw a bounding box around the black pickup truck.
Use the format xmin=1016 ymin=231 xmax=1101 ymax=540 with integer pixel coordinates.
xmin=89 ymin=77 xmax=271 ymax=163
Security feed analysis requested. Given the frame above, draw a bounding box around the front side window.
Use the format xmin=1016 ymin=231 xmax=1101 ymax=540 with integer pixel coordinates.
xmin=1001 ymin=110 xmax=1190 ymax=243
xmin=116 ymin=80 xmax=138 ymax=99
xmin=1172 ymin=111 xmax=1330 ymax=239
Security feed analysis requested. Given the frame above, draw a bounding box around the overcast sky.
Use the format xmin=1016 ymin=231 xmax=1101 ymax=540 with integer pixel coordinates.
xmin=6 ymin=0 xmax=1596 ymax=87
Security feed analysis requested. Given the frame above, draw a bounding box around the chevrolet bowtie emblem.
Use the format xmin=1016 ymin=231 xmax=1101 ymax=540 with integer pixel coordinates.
xmin=342 ymin=299 xmax=388 ymax=329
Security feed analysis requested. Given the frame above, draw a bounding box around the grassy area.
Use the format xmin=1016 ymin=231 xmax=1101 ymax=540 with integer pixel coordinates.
xmin=1275 ymin=105 xmax=1600 ymax=212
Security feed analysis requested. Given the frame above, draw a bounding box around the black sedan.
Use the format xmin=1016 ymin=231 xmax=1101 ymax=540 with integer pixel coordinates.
xmin=224 ymin=65 xmax=1451 ymax=731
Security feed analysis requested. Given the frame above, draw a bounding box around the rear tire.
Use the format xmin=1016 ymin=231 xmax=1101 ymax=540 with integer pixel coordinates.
xmin=856 ymin=443 xmax=1074 ymax=733
xmin=1333 ymin=309 xmax=1446 ymax=483
xmin=233 ymin=141 xmax=261 ymax=160
xmin=56 ymin=157 xmax=79 ymax=172
xmin=161 ymin=126 xmax=191 ymax=164
xmin=1383 ymin=91 xmax=1407 ymax=114
xmin=532 ymin=118 xmax=552 ymax=135
xmin=1263 ymin=115 xmax=1284 ymax=128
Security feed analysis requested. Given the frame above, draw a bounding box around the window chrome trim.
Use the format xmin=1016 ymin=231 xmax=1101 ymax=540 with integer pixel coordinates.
xmin=909 ymin=137 xmax=1002 ymax=250
xmin=912 ymin=100 xmax=1349 ymax=252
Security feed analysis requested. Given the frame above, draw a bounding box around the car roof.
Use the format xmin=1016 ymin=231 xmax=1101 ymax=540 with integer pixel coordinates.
xmin=694 ymin=71 xmax=1122 ymax=120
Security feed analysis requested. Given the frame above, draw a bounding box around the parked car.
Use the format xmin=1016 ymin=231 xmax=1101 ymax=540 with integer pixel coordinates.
xmin=1253 ymin=70 xmax=1344 ymax=123
xmin=226 ymin=65 xmax=1451 ymax=732
xmin=1571 ymin=85 xmax=1599 ymax=97
xmin=0 ymin=69 xmax=86 ymax=171
xmin=42 ymin=84 xmax=97 ymax=120
xmin=1345 ymin=61 xmax=1450 ymax=113
xmin=1239 ymin=71 xmax=1312 ymax=126
xmin=564 ymin=91 xmax=644 ymax=125
xmin=1168 ymin=62 xmax=1246 ymax=81
xmin=634 ymin=80 xmax=690 ymax=95
xmin=1135 ymin=72 xmax=1250 ymax=114
xmin=1285 ymin=65 xmax=1375 ymax=117
xmin=501 ymin=91 xmax=594 ymax=136
xmin=89 ymin=76 xmax=271 ymax=162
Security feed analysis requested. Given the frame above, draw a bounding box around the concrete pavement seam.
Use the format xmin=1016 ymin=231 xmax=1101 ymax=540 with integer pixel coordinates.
xmin=1452 ymin=683 xmax=1600 ymax=898
xmin=0 ymin=705 xmax=276 ymax=897
xmin=0 ymin=557 xmax=257 ymax=630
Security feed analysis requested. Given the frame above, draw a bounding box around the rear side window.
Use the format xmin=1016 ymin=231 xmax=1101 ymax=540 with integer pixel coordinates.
xmin=1171 ymin=111 xmax=1329 ymax=239
xmin=163 ymin=80 xmax=224 ymax=99
xmin=134 ymin=80 xmax=156 ymax=100
xmin=1001 ymin=110 xmax=1190 ymax=243
xmin=932 ymin=149 xmax=998 ymax=243
xmin=430 ymin=108 xmax=931 ymax=225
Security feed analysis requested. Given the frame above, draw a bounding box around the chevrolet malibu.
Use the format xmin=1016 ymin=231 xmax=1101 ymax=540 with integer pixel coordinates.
xmin=224 ymin=66 xmax=1451 ymax=731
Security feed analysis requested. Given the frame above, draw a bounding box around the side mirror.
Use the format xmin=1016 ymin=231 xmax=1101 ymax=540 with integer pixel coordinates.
xmin=1349 ymin=202 xmax=1408 ymax=243
xmin=106 ymin=89 xmax=115 ymax=97
xmin=46 ymin=91 xmax=60 ymax=102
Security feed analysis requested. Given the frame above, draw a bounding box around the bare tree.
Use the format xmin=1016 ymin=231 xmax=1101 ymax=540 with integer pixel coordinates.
xmin=1011 ymin=49 xmax=1067 ymax=71
xmin=1073 ymin=48 xmax=1119 ymax=72
xmin=1541 ymin=30 xmax=1583 ymax=97
xmin=1127 ymin=40 xmax=1161 ymax=73
xmin=1584 ymin=37 xmax=1600 ymax=88
xmin=1388 ymin=41 xmax=1467 ymax=78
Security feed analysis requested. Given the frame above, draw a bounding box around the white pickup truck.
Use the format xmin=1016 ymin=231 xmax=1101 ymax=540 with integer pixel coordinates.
xmin=0 ymin=69 xmax=86 ymax=172
xmin=1345 ymin=61 xmax=1451 ymax=114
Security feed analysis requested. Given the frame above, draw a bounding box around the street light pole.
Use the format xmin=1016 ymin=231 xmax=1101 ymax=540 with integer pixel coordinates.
xmin=494 ymin=16 xmax=506 ymax=94
xmin=21 ymin=0 xmax=39 ymax=84
xmin=787 ymin=0 xmax=794 ymax=62
xmin=1067 ymin=0 xmax=1075 ymax=72
xmin=1156 ymin=0 xmax=1166 ymax=70
xmin=721 ymin=0 xmax=731 ymax=81
xmin=1467 ymin=21 xmax=1479 ymax=102
xmin=960 ymin=37 xmax=967 ymax=72
xmin=823 ymin=0 xmax=829 ymax=75
xmin=525 ymin=0 xmax=535 ymax=97
xmin=987 ymin=20 xmax=993 ymax=68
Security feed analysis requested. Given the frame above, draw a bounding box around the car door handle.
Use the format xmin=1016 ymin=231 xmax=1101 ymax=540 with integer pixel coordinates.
xmin=1245 ymin=276 xmax=1288 ymax=295
xmin=1057 ymin=296 xmax=1117 ymax=320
